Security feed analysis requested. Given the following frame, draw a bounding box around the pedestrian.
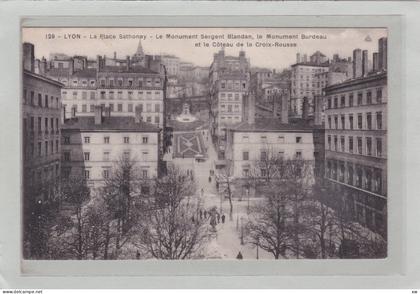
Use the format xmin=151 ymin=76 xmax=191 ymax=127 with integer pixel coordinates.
xmin=217 ymin=213 xmax=220 ymax=223
xmin=208 ymin=176 xmax=212 ymax=183
xmin=136 ymin=250 xmax=140 ymax=260
xmin=221 ymin=214 xmax=225 ymax=224
xmin=236 ymin=251 xmax=243 ymax=260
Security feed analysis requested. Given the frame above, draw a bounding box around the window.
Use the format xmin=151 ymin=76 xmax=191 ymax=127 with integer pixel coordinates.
xmin=261 ymin=169 xmax=267 ymax=177
xmin=341 ymin=136 xmax=345 ymax=152
xmin=100 ymin=91 xmax=106 ymax=99
xmin=357 ymin=92 xmax=363 ymax=105
xmin=30 ymin=91 xmax=35 ymax=105
xmin=103 ymin=169 xmax=109 ymax=179
xmin=243 ymin=151 xmax=249 ymax=160
xmin=146 ymin=103 xmax=152 ymax=112
xmin=376 ymin=112 xmax=383 ymax=129
xmin=45 ymin=95 xmax=49 ymax=108
xmin=334 ymin=116 xmax=338 ymax=129
xmin=349 ymin=93 xmax=354 ymax=107
xmin=90 ymin=104 xmax=95 ymax=112
xmin=84 ymin=152 xmax=90 ymax=161
xmin=366 ymin=91 xmax=372 ymax=104
xmin=296 ymin=136 xmax=302 ymax=143
xmin=38 ymin=142 xmax=42 ymax=156
xmin=142 ymin=170 xmax=148 ymax=179
xmin=45 ymin=141 xmax=48 ymax=155
xmin=376 ymin=138 xmax=382 ymax=157
xmin=82 ymin=91 xmax=87 ymax=100
xmin=334 ymin=97 xmax=338 ymax=108
xmin=356 ymin=167 xmax=362 ymax=188
xmin=357 ymin=137 xmax=363 ymax=154
xmin=349 ymin=136 xmax=354 ymax=153
xmin=103 ymin=151 xmax=110 ymax=161
xmin=38 ymin=117 xmax=42 ymax=132
xmin=128 ymin=91 xmax=133 ymax=100
xmin=44 ymin=118 xmax=48 ymax=133
xmin=117 ymin=104 xmax=123 ymax=112
xmin=365 ymin=169 xmax=372 ymax=191
xmin=341 ymin=115 xmax=345 ymax=129
xmin=104 ymin=136 xmax=110 ymax=144
xmin=154 ymin=116 xmax=159 ymax=124
xmin=340 ymin=95 xmax=345 ymax=107
xmin=260 ymin=151 xmax=267 ymax=161
xmin=348 ymin=165 xmax=354 ymax=185
xmin=90 ymin=92 xmax=96 ymax=100
xmin=128 ymin=104 xmax=133 ymax=112
xmin=64 ymin=136 xmax=70 ymax=144
xmin=295 ymin=151 xmax=302 ymax=159
xmin=142 ymin=136 xmax=148 ymax=144
xmin=328 ymin=116 xmax=332 ymax=129
xmin=84 ymin=169 xmax=90 ymax=179
xmin=109 ymin=104 xmax=114 ymax=111
xmin=155 ymin=104 xmax=160 ymax=112
xmin=327 ymin=135 xmax=331 ymax=150
xmin=334 ymin=136 xmax=338 ymax=151
xmin=84 ymin=136 xmax=90 ymax=143
xmin=38 ymin=94 xmax=42 ymax=107
xmin=109 ymin=91 xmax=114 ymax=99
xmin=358 ymin=113 xmax=363 ymax=129
xmin=367 ymin=113 xmax=372 ymax=130
xmin=123 ymin=136 xmax=129 ymax=144
xmin=55 ymin=140 xmax=59 ymax=153
xmin=82 ymin=104 xmax=87 ymax=113
xmin=146 ymin=116 xmax=151 ymax=123
xmin=64 ymin=151 xmax=70 ymax=161
xmin=373 ymin=169 xmax=382 ymax=193
xmin=376 ymin=89 xmax=383 ymax=103
xmin=349 ymin=114 xmax=354 ymax=130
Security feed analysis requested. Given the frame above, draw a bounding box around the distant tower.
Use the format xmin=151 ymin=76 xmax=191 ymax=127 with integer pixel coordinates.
xmin=132 ymin=40 xmax=145 ymax=66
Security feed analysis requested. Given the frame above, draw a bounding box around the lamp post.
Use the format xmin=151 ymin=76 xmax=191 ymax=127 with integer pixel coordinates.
xmin=240 ymin=216 xmax=244 ymax=245
xmin=246 ymin=187 xmax=250 ymax=214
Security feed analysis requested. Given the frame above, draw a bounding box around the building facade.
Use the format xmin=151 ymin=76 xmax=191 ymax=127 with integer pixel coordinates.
xmin=61 ymin=106 xmax=160 ymax=191
xmin=225 ymin=118 xmax=315 ymax=179
xmin=324 ymin=72 xmax=387 ymax=235
xmin=22 ymin=43 xmax=64 ymax=203
xmin=209 ymin=49 xmax=251 ymax=140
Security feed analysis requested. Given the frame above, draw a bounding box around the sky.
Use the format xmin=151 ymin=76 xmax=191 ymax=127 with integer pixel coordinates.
xmin=22 ymin=27 xmax=387 ymax=70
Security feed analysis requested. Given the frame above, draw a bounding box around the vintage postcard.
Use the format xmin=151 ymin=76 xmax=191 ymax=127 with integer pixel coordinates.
xmin=21 ymin=27 xmax=387 ymax=261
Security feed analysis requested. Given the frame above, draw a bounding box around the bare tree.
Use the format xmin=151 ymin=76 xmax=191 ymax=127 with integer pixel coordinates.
xmin=138 ymin=166 xmax=210 ymax=259
xmin=217 ymin=160 xmax=235 ymax=220
xmin=101 ymin=154 xmax=145 ymax=258
xmin=246 ymin=182 xmax=294 ymax=259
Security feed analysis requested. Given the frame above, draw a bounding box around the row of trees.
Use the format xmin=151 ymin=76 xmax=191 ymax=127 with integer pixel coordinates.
xmin=26 ymin=156 xmax=211 ymax=260
xmin=242 ymin=151 xmax=387 ymax=259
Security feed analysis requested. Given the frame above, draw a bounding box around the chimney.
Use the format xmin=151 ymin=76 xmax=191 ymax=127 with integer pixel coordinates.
xmin=302 ymin=97 xmax=309 ymax=120
xmin=126 ymin=56 xmax=131 ymax=71
xmin=281 ymin=93 xmax=289 ymax=124
xmin=69 ymin=58 xmax=74 ymax=75
xmin=303 ymin=54 xmax=308 ymax=63
xmin=244 ymin=92 xmax=255 ymax=124
xmin=61 ymin=105 xmax=66 ymax=124
xmin=362 ymin=50 xmax=369 ymax=77
xmin=135 ymin=105 xmax=142 ymax=123
xmin=353 ymin=49 xmax=363 ymax=78
xmin=71 ymin=105 xmax=76 ymax=118
xmin=314 ymin=96 xmax=323 ymax=126
xmin=34 ymin=59 xmax=41 ymax=74
xmin=296 ymin=53 xmax=301 ymax=63
xmin=378 ymin=37 xmax=387 ymax=71
xmin=373 ymin=52 xmax=379 ymax=72
xmin=40 ymin=57 xmax=47 ymax=75
xmin=114 ymin=51 xmax=117 ymax=59
xmin=22 ymin=43 xmax=35 ymax=72
xmin=94 ymin=105 xmax=102 ymax=125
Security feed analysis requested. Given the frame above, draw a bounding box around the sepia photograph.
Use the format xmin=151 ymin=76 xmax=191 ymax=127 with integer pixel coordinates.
xmin=21 ymin=27 xmax=388 ymax=261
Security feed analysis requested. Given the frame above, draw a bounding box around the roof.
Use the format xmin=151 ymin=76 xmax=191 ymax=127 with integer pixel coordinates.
xmin=324 ymin=71 xmax=387 ymax=92
xmin=100 ymin=65 xmax=159 ymax=74
xmin=71 ymin=68 xmax=97 ymax=79
xmin=47 ymin=68 xmax=71 ymax=78
xmin=229 ymin=118 xmax=314 ymax=133
xmin=62 ymin=116 xmax=159 ymax=132
xmin=24 ymin=70 xmax=64 ymax=88
xmin=291 ymin=62 xmax=329 ymax=68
